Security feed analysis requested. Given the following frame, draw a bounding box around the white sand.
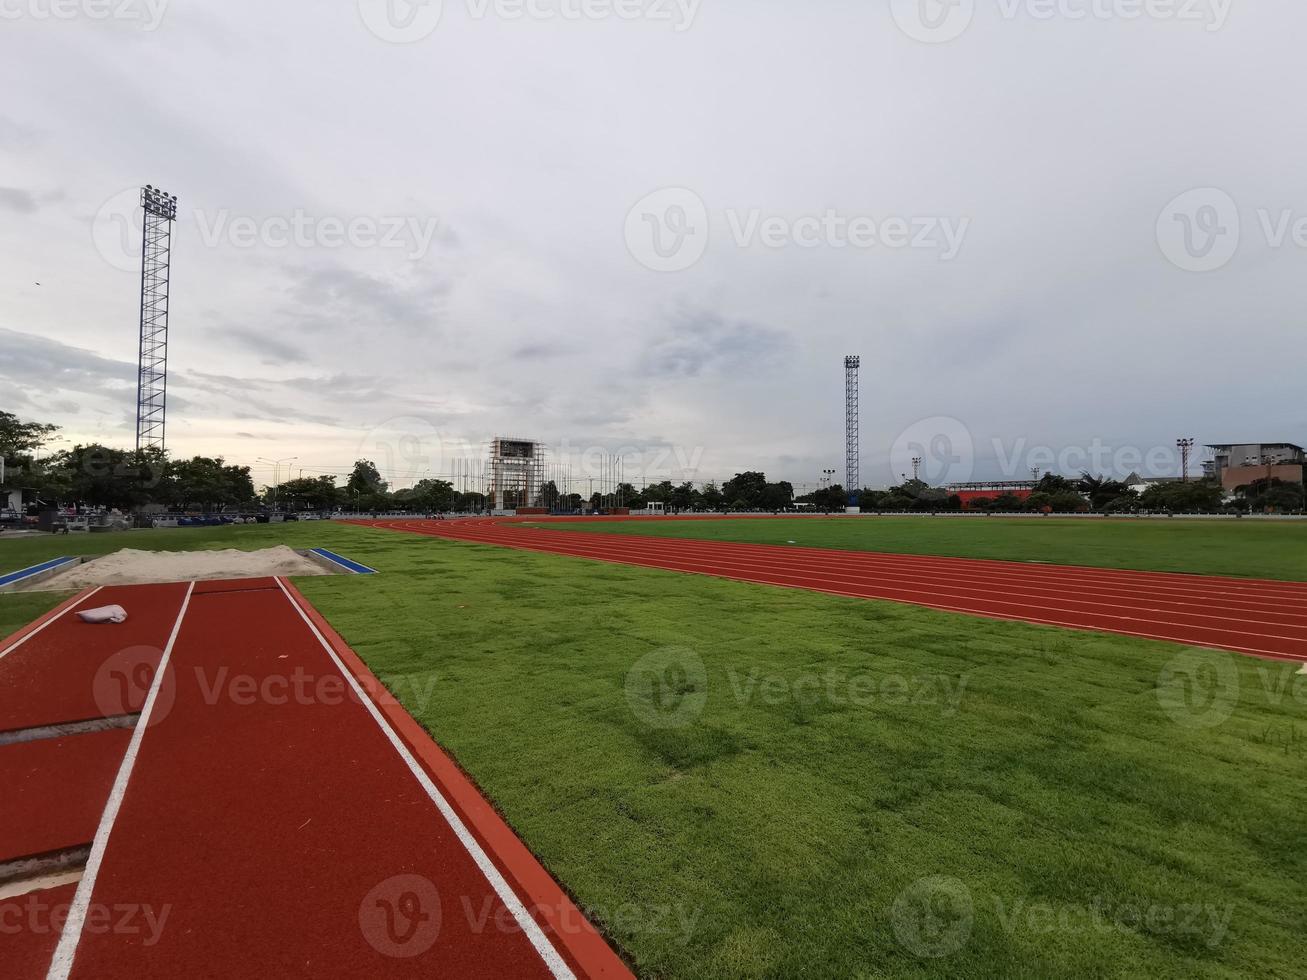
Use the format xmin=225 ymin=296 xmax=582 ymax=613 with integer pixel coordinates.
xmin=23 ymin=546 xmax=330 ymax=591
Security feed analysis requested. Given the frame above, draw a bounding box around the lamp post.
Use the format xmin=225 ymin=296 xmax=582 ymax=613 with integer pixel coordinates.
xmin=256 ymin=456 xmax=298 ymax=511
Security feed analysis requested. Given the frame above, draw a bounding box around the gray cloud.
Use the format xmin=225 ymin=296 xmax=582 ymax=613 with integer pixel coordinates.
xmin=0 ymin=188 xmax=38 ymax=213
xmin=639 ymin=309 xmax=793 ymax=379
xmin=223 ymin=327 xmax=309 ymax=365
xmin=4 ymin=5 xmax=1305 ymax=489
xmin=0 ymin=328 xmax=135 ymax=391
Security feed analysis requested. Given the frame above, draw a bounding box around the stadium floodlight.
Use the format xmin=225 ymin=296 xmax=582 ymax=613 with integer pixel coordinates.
xmin=135 ymin=184 xmax=179 ymax=453
xmin=1176 ymin=438 xmax=1195 ymax=483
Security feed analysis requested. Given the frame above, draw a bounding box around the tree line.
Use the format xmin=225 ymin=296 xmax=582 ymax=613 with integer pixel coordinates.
xmin=4 ymin=413 xmax=1301 ymax=515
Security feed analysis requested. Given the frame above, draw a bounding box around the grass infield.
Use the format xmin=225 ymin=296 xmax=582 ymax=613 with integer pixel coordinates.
xmin=536 ymin=516 xmax=1307 ymax=581
xmin=1 ymin=522 xmax=1304 ymax=977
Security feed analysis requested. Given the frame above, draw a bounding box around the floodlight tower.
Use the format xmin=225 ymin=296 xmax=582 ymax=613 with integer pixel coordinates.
xmin=844 ymin=355 xmax=860 ymax=513
xmin=136 ymin=184 xmax=178 ymax=454
xmin=1176 ymin=438 xmax=1195 ymax=483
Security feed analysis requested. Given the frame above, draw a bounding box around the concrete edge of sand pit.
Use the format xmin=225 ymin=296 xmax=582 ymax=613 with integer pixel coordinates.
xmin=0 ymin=557 xmax=83 ymax=593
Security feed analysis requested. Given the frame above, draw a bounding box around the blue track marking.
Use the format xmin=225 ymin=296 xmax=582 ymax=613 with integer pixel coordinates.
xmin=0 ymin=556 xmax=79 ymax=588
xmin=309 ymin=548 xmax=377 ymax=575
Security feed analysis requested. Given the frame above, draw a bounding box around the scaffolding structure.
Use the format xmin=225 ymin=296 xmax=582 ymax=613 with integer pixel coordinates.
xmin=486 ymin=437 xmax=546 ymax=510
xmin=844 ymin=355 xmax=860 ymax=510
xmin=136 ymin=185 xmax=178 ymax=453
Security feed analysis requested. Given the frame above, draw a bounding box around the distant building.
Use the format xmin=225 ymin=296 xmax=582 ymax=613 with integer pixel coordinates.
xmin=946 ymin=481 xmax=1036 ymax=510
xmin=1204 ymin=443 xmax=1306 ymax=491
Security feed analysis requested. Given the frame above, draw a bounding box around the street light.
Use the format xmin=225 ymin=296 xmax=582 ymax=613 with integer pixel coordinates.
xmin=256 ymin=456 xmax=298 ymax=510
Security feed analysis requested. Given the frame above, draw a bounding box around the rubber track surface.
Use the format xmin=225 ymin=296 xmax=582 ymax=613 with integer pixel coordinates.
xmin=0 ymin=728 xmax=132 ymax=864
xmin=0 ymin=583 xmax=189 ymax=733
xmin=4 ymin=883 xmax=80 ymax=980
xmin=357 ymin=518 xmax=1307 ymax=663
xmin=61 ymin=582 xmax=566 ymax=979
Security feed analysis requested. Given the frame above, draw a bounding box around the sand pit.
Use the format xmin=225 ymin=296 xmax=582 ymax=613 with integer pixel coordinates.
xmin=21 ymin=547 xmax=330 ymax=591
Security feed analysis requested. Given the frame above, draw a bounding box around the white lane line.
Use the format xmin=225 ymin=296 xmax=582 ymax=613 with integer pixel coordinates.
xmin=0 ymin=587 xmax=103 ymax=663
xmin=45 ymin=581 xmax=195 ymax=980
xmin=274 ymin=578 xmax=575 ymax=980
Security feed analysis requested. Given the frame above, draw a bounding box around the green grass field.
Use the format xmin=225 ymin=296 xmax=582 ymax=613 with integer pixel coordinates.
xmin=2 ymin=522 xmax=1304 ymax=977
xmin=537 ymin=516 xmax=1307 ymax=581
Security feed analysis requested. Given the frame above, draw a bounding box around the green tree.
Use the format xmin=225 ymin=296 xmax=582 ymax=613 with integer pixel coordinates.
xmin=759 ymin=481 xmax=794 ymax=510
xmin=0 ymin=411 xmax=58 ymax=463
xmin=1025 ymin=490 xmax=1090 ymax=513
xmin=1034 ymin=473 xmax=1076 ymax=493
xmin=271 ymin=475 xmax=338 ymax=511
xmin=1078 ymin=473 xmax=1135 ymax=511
xmin=1139 ymin=480 xmax=1224 ymax=513
xmin=670 ymin=482 xmax=697 ymax=511
xmin=55 ymin=445 xmax=165 ymax=509
xmin=167 ymin=457 xmax=256 ymax=511
xmin=722 ymin=472 xmax=768 ymax=509
xmin=346 ymin=459 xmax=389 ymax=510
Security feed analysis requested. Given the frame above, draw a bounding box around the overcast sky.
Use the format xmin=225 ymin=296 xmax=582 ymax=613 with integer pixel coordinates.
xmin=2 ymin=0 xmax=1303 ymax=492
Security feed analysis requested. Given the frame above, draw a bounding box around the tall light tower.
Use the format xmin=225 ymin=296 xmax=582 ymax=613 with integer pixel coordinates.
xmin=136 ymin=184 xmax=178 ymax=454
xmin=1177 ymin=438 xmax=1195 ymax=483
xmin=844 ymin=355 xmax=860 ymax=513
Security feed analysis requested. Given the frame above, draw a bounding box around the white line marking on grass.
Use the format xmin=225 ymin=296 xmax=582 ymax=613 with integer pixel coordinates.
xmin=0 ymin=587 xmax=103 ymax=663
xmin=273 ymin=578 xmax=576 ymax=980
xmin=45 ymin=581 xmax=195 ymax=980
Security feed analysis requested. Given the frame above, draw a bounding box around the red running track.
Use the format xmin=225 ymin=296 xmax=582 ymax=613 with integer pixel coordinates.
xmin=355 ymin=517 xmax=1307 ymax=663
xmin=3 ymin=577 xmax=628 ymax=980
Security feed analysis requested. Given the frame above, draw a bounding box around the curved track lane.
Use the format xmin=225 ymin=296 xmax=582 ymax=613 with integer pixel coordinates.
xmin=354 ymin=518 xmax=1307 ymax=663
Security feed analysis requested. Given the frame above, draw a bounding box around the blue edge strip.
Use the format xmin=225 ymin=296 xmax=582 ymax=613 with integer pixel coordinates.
xmin=0 ymin=556 xmax=78 ymax=588
xmin=309 ymin=548 xmax=377 ymax=575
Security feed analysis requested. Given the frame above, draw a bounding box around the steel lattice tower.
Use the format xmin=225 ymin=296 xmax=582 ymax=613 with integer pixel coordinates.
xmin=844 ymin=355 xmax=860 ymax=509
xmin=136 ymin=185 xmax=178 ymax=453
